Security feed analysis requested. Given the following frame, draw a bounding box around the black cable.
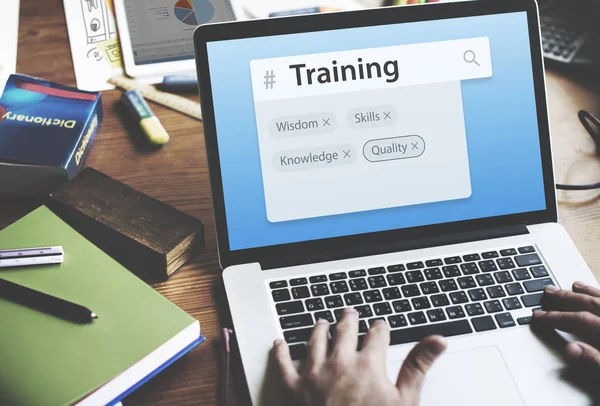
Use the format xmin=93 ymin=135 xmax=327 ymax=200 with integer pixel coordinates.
xmin=555 ymin=110 xmax=600 ymax=191
xmin=556 ymin=182 xmax=600 ymax=191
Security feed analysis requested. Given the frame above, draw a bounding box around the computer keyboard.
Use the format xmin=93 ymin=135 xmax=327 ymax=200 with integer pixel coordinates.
xmin=541 ymin=17 xmax=589 ymax=63
xmin=268 ymin=245 xmax=555 ymax=360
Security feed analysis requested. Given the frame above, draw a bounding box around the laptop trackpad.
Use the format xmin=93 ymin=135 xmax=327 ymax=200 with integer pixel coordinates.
xmin=389 ymin=346 xmax=524 ymax=406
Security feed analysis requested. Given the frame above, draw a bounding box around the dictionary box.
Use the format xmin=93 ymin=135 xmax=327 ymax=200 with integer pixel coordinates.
xmin=0 ymin=74 xmax=102 ymax=195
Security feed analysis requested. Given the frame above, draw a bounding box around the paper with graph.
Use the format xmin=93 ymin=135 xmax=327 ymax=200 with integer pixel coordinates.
xmin=0 ymin=0 xmax=20 ymax=97
xmin=64 ymin=0 xmax=124 ymax=91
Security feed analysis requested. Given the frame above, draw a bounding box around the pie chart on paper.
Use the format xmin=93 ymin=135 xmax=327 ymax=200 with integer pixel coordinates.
xmin=174 ymin=0 xmax=215 ymax=26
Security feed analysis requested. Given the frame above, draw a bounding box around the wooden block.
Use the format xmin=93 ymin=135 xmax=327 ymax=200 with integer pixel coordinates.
xmin=47 ymin=168 xmax=204 ymax=282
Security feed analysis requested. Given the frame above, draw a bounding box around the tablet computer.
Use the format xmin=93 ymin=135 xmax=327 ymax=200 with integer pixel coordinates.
xmin=114 ymin=0 xmax=243 ymax=82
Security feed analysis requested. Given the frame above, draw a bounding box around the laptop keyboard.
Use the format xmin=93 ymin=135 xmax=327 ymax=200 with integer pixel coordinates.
xmin=268 ymin=245 xmax=555 ymax=360
xmin=541 ymin=17 xmax=589 ymax=63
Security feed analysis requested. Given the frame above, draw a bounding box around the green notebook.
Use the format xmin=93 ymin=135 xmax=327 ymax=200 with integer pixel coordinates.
xmin=0 ymin=206 xmax=200 ymax=406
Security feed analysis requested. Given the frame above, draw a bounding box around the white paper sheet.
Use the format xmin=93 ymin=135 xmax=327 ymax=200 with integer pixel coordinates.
xmin=243 ymin=0 xmax=365 ymax=18
xmin=0 ymin=0 xmax=20 ymax=96
xmin=63 ymin=0 xmax=124 ymax=91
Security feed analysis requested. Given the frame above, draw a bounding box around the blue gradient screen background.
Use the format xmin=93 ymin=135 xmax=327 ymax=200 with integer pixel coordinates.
xmin=206 ymin=11 xmax=546 ymax=251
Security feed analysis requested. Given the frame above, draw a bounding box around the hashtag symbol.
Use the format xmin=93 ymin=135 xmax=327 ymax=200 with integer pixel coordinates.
xmin=263 ymin=70 xmax=276 ymax=90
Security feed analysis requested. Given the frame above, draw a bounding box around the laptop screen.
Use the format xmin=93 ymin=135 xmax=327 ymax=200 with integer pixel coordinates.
xmin=206 ymin=11 xmax=546 ymax=252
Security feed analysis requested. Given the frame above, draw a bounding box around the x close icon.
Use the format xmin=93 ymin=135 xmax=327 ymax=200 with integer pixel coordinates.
xmin=322 ymin=118 xmax=331 ymax=126
xmin=343 ymin=150 xmax=351 ymax=158
xmin=383 ymin=111 xmax=392 ymax=120
xmin=412 ymin=142 xmax=420 ymax=150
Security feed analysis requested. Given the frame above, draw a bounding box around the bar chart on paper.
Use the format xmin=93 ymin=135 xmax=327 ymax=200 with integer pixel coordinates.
xmin=174 ymin=0 xmax=215 ymax=25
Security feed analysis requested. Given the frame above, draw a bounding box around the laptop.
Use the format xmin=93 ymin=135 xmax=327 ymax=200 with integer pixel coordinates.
xmin=194 ymin=0 xmax=599 ymax=404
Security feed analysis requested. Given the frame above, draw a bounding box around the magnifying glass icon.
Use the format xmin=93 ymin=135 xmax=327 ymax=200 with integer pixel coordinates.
xmin=463 ymin=50 xmax=480 ymax=66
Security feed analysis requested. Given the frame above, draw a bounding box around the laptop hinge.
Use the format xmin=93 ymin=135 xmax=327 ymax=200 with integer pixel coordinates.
xmin=261 ymin=224 xmax=529 ymax=271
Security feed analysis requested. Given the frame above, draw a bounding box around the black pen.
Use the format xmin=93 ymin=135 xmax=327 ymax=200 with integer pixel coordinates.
xmin=0 ymin=277 xmax=97 ymax=323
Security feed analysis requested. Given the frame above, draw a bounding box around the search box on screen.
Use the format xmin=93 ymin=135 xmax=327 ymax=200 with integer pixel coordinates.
xmin=250 ymin=37 xmax=492 ymax=102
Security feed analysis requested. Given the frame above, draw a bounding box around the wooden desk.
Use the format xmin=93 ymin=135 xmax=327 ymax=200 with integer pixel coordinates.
xmin=3 ymin=1 xmax=600 ymax=405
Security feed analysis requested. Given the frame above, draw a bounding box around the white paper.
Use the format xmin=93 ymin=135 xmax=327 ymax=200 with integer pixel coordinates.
xmin=0 ymin=0 xmax=20 ymax=96
xmin=243 ymin=0 xmax=365 ymax=18
xmin=243 ymin=0 xmax=466 ymax=18
xmin=63 ymin=0 xmax=124 ymax=91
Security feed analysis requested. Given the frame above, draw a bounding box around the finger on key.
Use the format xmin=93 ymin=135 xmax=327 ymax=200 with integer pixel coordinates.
xmin=332 ymin=308 xmax=359 ymax=359
xmin=572 ymin=281 xmax=600 ymax=299
xmin=532 ymin=310 xmax=600 ymax=345
xmin=273 ymin=339 xmax=301 ymax=391
xmin=361 ymin=319 xmax=391 ymax=364
xmin=307 ymin=318 xmax=330 ymax=371
xmin=543 ymin=286 xmax=600 ymax=316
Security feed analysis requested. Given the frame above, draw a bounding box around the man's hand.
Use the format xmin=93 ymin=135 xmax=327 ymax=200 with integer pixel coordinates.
xmin=272 ymin=308 xmax=447 ymax=406
xmin=533 ymin=281 xmax=600 ymax=372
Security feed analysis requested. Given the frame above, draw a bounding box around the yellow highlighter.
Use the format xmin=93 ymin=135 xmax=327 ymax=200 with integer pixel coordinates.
xmin=122 ymin=90 xmax=170 ymax=146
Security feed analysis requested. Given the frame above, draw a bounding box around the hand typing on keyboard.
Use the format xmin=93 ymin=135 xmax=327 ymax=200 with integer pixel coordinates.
xmin=533 ymin=282 xmax=600 ymax=373
xmin=272 ymin=308 xmax=447 ymax=406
